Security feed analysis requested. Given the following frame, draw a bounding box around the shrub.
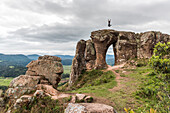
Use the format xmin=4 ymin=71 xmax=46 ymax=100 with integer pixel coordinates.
xmin=135 ymin=42 xmax=170 ymax=112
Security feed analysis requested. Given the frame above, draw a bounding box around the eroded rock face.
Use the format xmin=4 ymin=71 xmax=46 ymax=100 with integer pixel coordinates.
xmin=91 ymin=30 xmax=119 ymax=69
xmin=26 ymin=55 xmax=63 ymax=88
xmin=116 ymin=31 xmax=137 ymax=64
xmin=69 ymin=29 xmax=170 ymax=86
xmin=69 ymin=40 xmax=86 ymax=86
xmin=5 ymin=55 xmax=63 ymax=101
xmin=85 ymin=39 xmax=96 ymax=70
xmin=6 ymin=75 xmax=42 ymax=99
xmin=138 ymin=31 xmax=170 ymax=58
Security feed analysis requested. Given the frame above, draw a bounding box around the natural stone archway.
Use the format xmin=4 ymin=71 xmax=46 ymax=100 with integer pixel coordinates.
xmin=91 ymin=30 xmax=119 ymax=69
xmin=68 ymin=29 xmax=170 ymax=86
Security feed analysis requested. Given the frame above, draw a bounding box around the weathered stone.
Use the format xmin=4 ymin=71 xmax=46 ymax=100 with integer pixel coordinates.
xmin=14 ymin=95 xmax=33 ymax=109
xmin=76 ymin=94 xmax=86 ymax=101
xmin=69 ymin=29 xmax=170 ymax=86
xmin=91 ymin=30 xmax=119 ymax=69
xmin=115 ymin=32 xmax=137 ymax=64
xmin=51 ymin=93 xmax=71 ymax=100
xmin=6 ymin=75 xmax=41 ymax=99
xmin=85 ymin=39 xmax=96 ymax=61
xmin=85 ymin=39 xmax=96 ymax=70
xmin=138 ymin=31 xmax=170 ymax=58
xmin=33 ymin=90 xmax=44 ymax=97
xmin=26 ymin=55 xmax=63 ymax=88
xmin=9 ymin=75 xmax=41 ymax=88
xmin=69 ymin=40 xmax=86 ymax=86
xmin=65 ymin=103 xmax=115 ymax=113
xmin=36 ymin=84 xmax=59 ymax=96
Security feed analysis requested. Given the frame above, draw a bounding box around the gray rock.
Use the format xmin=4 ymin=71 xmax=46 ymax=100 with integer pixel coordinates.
xmin=65 ymin=103 xmax=115 ymax=113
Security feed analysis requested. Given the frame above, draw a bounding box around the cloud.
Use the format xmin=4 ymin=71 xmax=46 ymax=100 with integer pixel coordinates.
xmin=0 ymin=0 xmax=170 ymax=55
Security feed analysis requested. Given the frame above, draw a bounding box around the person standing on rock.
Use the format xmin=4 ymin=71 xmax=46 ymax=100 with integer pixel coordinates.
xmin=108 ymin=19 xmax=112 ymax=27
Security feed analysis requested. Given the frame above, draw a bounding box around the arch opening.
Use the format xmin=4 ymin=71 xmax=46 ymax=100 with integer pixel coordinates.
xmin=106 ymin=44 xmax=115 ymax=66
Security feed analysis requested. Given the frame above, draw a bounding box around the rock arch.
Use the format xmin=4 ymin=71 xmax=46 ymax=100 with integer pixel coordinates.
xmin=69 ymin=29 xmax=170 ymax=86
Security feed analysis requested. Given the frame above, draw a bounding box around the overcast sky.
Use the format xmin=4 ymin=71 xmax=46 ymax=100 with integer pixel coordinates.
xmin=0 ymin=0 xmax=170 ymax=55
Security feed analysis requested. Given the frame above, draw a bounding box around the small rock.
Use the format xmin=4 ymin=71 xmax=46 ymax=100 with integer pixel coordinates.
xmin=33 ymin=90 xmax=44 ymax=97
xmin=36 ymin=84 xmax=59 ymax=96
xmin=76 ymin=94 xmax=86 ymax=102
xmin=84 ymin=96 xmax=93 ymax=103
xmin=70 ymin=96 xmax=76 ymax=103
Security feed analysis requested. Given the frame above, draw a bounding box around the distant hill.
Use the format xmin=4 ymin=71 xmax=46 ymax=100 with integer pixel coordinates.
xmin=27 ymin=54 xmax=40 ymax=60
xmin=0 ymin=53 xmax=30 ymax=77
xmin=0 ymin=54 xmax=31 ymax=66
xmin=54 ymin=55 xmax=74 ymax=60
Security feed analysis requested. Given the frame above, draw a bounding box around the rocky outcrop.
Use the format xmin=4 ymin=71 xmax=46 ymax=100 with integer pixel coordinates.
xmin=85 ymin=39 xmax=96 ymax=70
xmin=69 ymin=29 xmax=170 ymax=86
xmin=3 ymin=55 xmax=64 ymax=110
xmin=65 ymin=103 xmax=116 ymax=113
xmin=26 ymin=55 xmax=63 ymax=88
xmin=69 ymin=40 xmax=86 ymax=85
xmin=138 ymin=31 xmax=170 ymax=58
xmin=91 ymin=30 xmax=119 ymax=69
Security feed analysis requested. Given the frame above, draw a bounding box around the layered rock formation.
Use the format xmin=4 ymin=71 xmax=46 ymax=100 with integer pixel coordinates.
xmin=2 ymin=55 xmax=99 ymax=112
xmin=69 ymin=29 xmax=170 ymax=86
xmin=4 ymin=55 xmax=63 ymax=109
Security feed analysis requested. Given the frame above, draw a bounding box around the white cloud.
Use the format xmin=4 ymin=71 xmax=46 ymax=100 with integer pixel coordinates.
xmin=0 ymin=0 xmax=170 ymax=55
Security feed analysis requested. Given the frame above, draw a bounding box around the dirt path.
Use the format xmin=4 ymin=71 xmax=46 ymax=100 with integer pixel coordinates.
xmin=107 ymin=64 xmax=130 ymax=92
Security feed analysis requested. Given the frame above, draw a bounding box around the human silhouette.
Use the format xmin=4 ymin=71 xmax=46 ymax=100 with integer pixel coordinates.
xmin=108 ymin=19 xmax=112 ymax=27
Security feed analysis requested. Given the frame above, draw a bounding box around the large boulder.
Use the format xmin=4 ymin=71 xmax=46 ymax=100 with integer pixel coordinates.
xmin=6 ymin=75 xmax=42 ymax=99
xmin=65 ymin=103 xmax=115 ymax=113
xmin=26 ymin=55 xmax=63 ymax=88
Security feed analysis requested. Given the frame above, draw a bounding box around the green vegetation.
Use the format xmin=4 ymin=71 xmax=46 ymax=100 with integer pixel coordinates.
xmin=0 ymin=77 xmax=13 ymax=92
xmin=70 ymin=70 xmax=116 ymax=89
xmin=61 ymin=65 xmax=71 ymax=79
xmin=68 ymin=67 xmax=151 ymax=112
xmin=0 ymin=77 xmax=13 ymax=86
xmin=63 ymin=65 xmax=71 ymax=74
xmin=135 ymin=42 xmax=170 ymax=112
xmin=0 ymin=66 xmax=27 ymax=78
xmin=12 ymin=96 xmax=65 ymax=113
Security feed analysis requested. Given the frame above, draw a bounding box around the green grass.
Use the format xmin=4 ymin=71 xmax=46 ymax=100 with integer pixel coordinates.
xmin=63 ymin=65 xmax=71 ymax=74
xmin=9 ymin=66 xmax=15 ymax=69
xmin=67 ymin=66 xmax=156 ymax=112
xmin=0 ymin=77 xmax=13 ymax=86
